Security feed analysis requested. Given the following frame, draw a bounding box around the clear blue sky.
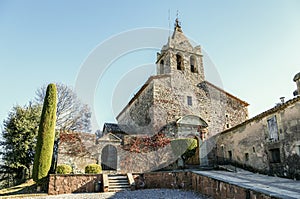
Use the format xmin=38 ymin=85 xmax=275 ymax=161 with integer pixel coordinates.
xmin=0 ymin=0 xmax=300 ymax=132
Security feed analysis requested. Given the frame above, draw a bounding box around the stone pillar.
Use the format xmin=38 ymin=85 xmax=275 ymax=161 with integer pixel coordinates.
xmin=293 ymin=72 xmax=300 ymax=96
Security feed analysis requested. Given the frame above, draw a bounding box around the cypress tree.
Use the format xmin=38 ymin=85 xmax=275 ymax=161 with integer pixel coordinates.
xmin=32 ymin=83 xmax=57 ymax=183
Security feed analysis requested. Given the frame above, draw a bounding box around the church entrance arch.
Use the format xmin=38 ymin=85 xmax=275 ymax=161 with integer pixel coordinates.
xmin=101 ymin=144 xmax=118 ymax=170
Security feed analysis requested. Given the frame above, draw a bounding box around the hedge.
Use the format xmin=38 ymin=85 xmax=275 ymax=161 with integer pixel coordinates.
xmin=56 ymin=164 xmax=72 ymax=174
xmin=171 ymin=138 xmax=197 ymax=158
xmin=85 ymin=164 xmax=102 ymax=174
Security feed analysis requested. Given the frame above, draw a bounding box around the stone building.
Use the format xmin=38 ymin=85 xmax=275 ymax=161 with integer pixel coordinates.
xmin=56 ymin=18 xmax=299 ymax=178
xmin=214 ymin=73 xmax=300 ymax=179
xmin=57 ymin=19 xmax=249 ymax=172
xmin=116 ymin=19 xmax=249 ymax=139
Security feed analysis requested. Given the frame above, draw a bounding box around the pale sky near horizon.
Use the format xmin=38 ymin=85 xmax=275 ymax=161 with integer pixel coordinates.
xmin=0 ymin=0 xmax=300 ymax=133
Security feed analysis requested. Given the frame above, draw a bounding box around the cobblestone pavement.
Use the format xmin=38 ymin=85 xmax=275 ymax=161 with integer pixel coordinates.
xmin=22 ymin=189 xmax=210 ymax=199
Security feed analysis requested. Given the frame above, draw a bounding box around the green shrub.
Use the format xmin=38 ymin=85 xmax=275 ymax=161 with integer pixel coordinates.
xmin=171 ymin=138 xmax=197 ymax=157
xmin=56 ymin=164 xmax=72 ymax=174
xmin=32 ymin=83 xmax=57 ymax=183
xmin=85 ymin=164 xmax=102 ymax=174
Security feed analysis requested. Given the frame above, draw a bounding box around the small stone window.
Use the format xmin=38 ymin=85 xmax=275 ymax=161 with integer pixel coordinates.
xmin=267 ymin=116 xmax=279 ymax=141
xmin=221 ymin=145 xmax=224 ymax=151
xmin=269 ymin=148 xmax=281 ymax=163
xmin=296 ymin=145 xmax=300 ymax=156
xmin=253 ymin=147 xmax=256 ymax=153
xmin=228 ymin=150 xmax=232 ymax=161
xmin=187 ymin=96 xmax=192 ymax=106
xmin=176 ymin=54 xmax=183 ymax=70
xmin=190 ymin=56 xmax=197 ymax=73
xmin=225 ymin=114 xmax=230 ymax=129
xmin=245 ymin=153 xmax=249 ymax=161
xmin=159 ymin=60 xmax=164 ymax=74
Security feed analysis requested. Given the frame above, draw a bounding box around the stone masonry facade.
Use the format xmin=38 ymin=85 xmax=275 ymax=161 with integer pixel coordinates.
xmin=117 ymin=19 xmax=249 ymax=138
xmin=214 ymin=96 xmax=300 ymax=179
xmin=57 ymin=132 xmax=97 ymax=173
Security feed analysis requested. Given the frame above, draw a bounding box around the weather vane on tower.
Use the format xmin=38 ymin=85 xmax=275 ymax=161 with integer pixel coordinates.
xmin=174 ymin=10 xmax=182 ymax=32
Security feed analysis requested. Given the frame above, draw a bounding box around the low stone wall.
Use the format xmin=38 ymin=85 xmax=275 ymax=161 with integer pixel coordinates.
xmin=48 ymin=174 xmax=102 ymax=195
xmin=141 ymin=172 xmax=192 ymax=189
xmin=48 ymin=172 xmax=277 ymax=198
xmin=191 ymin=174 xmax=273 ymax=199
xmin=135 ymin=171 xmax=276 ymax=199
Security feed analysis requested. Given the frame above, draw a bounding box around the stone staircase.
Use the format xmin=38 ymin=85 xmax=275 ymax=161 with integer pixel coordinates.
xmin=107 ymin=174 xmax=131 ymax=192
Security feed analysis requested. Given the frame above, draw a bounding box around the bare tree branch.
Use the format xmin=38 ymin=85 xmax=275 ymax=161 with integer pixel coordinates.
xmin=35 ymin=83 xmax=91 ymax=133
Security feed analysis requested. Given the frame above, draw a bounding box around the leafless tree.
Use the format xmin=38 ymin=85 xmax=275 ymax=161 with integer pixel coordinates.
xmin=35 ymin=83 xmax=91 ymax=133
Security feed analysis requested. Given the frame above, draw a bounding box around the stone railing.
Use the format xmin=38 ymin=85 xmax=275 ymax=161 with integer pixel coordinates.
xmin=127 ymin=173 xmax=135 ymax=190
xmin=102 ymin=174 xmax=108 ymax=192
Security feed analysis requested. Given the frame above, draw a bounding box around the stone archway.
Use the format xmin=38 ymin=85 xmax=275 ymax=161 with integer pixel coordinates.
xmin=101 ymin=144 xmax=118 ymax=170
xmin=176 ymin=115 xmax=209 ymax=166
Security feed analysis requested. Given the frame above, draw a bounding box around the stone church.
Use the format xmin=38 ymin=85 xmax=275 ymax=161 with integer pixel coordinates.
xmin=57 ymin=19 xmax=300 ymax=178
xmin=116 ymin=19 xmax=249 ymax=139
xmin=58 ymin=19 xmax=249 ymax=172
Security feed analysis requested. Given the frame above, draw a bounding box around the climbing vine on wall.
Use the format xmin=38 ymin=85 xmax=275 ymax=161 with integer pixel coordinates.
xmin=60 ymin=132 xmax=80 ymax=143
xmin=123 ymin=133 xmax=171 ymax=153
xmin=59 ymin=132 xmax=86 ymax=154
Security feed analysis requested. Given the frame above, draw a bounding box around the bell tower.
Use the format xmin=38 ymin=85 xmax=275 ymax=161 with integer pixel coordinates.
xmin=156 ymin=18 xmax=205 ymax=82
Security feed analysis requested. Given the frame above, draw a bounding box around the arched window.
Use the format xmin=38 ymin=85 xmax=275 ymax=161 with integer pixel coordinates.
xmin=176 ymin=54 xmax=183 ymax=70
xmin=160 ymin=60 xmax=164 ymax=74
xmin=190 ymin=56 xmax=197 ymax=73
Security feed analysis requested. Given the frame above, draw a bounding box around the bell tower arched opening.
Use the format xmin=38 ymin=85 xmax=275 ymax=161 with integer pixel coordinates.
xmin=176 ymin=54 xmax=184 ymax=70
xmin=190 ymin=56 xmax=197 ymax=73
xmin=159 ymin=60 xmax=164 ymax=74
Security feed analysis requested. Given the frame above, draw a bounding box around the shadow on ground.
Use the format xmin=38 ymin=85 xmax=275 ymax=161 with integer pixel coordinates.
xmin=0 ymin=180 xmax=47 ymax=198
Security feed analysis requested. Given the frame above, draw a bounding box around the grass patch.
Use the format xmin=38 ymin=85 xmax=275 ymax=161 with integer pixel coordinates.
xmin=0 ymin=179 xmax=47 ymax=198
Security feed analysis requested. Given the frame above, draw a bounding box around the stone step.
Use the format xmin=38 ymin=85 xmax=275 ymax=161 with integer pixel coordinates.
xmin=107 ymin=174 xmax=130 ymax=192
xmin=109 ymin=182 xmax=129 ymax=187
xmin=108 ymin=175 xmax=128 ymax=179
xmin=109 ymin=182 xmax=130 ymax=186
xmin=108 ymin=180 xmax=128 ymax=183
xmin=109 ymin=184 xmax=130 ymax=188
xmin=108 ymin=179 xmax=128 ymax=182
xmin=109 ymin=177 xmax=128 ymax=180
xmin=108 ymin=188 xmax=130 ymax=192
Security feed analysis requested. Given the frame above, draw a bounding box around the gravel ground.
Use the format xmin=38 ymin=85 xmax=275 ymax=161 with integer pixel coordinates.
xmin=22 ymin=189 xmax=211 ymax=199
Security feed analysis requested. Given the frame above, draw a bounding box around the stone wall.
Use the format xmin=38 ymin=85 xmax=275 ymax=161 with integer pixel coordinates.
xmin=117 ymin=73 xmax=248 ymax=138
xmin=57 ymin=132 xmax=178 ymax=173
xmin=119 ymin=144 xmax=178 ymax=173
xmin=204 ymin=82 xmax=249 ymax=135
xmin=164 ymin=75 xmax=249 ymax=138
xmin=57 ymin=132 xmax=97 ymax=173
xmin=190 ymin=173 xmax=275 ymax=199
xmin=117 ymin=78 xmax=156 ymax=135
xmin=133 ymin=171 xmax=275 ymax=199
xmin=48 ymin=172 xmax=276 ymax=198
xmin=48 ymin=174 xmax=102 ymax=195
xmin=214 ymin=97 xmax=300 ymax=179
